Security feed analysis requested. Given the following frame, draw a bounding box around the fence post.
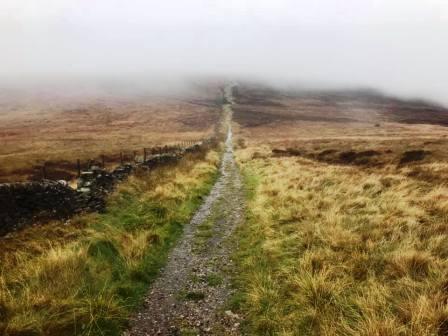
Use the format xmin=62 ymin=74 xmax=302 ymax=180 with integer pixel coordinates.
xmin=77 ymin=159 xmax=81 ymax=177
xmin=120 ymin=152 xmax=123 ymax=165
xmin=42 ymin=162 xmax=47 ymax=180
xmin=143 ymin=148 xmax=147 ymax=162
xmin=133 ymin=151 xmax=137 ymax=163
xmin=101 ymin=155 xmax=105 ymax=168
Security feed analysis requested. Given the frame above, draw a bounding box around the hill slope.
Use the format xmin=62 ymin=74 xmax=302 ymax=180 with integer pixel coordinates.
xmin=234 ymin=85 xmax=448 ymax=127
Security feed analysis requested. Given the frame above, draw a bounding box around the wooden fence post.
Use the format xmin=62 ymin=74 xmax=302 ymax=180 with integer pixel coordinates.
xmin=101 ymin=155 xmax=105 ymax=168
xmin=77 ymin=159 xmax=81 ymax=177
xmin=143 ymin=148 xmax=147 ymax=162
xmin=133 ymin=151 xmax=137 ymax=163
xmin=42 ymin=162 xmax=47 ymax=180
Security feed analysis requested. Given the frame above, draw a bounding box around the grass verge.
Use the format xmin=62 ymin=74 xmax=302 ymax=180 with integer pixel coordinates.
xmin=0 ymin=150 xmax=219 ymax=336
xmin=232 ymin=147 xmax=448 ymax=336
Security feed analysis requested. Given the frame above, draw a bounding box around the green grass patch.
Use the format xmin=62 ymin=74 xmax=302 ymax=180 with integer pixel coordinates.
xmin=179 ymin=327 xmax=199 ymax=336
xmin=205 ymin=273 xmax=223 ymax=287
xmin=192 ymin=193 xmax=228 ymax=253
xmin=229 ymin=168 xmax=265 ymax=334
xmin=183 ymin=291 xmax=206 ymax=301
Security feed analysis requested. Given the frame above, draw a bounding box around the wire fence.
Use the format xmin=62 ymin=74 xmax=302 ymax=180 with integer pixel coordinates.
xmin=37 ymin=139 xmax=211 ymax=181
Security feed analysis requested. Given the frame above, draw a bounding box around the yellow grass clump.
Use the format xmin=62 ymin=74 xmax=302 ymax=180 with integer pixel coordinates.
xmin=0 ymin=150 xmax=219 ymax=335
xmin=233 ymin=146 xmax=448 ymax=336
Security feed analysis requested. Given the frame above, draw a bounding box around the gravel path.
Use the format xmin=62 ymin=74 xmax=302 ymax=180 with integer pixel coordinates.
xmin=124 ymin=89 xmax=244 ymax=335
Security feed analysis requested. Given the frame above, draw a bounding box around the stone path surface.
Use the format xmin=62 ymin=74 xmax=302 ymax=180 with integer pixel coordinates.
xmin=124 ymin=86 xmax=244 ymax=336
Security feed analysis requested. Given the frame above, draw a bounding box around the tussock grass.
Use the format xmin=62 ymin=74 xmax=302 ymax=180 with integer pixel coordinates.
xmin=233 ymin=146 xmax=448 ymax=335
xmin=0 ymin=151 xmax=219 ymax=335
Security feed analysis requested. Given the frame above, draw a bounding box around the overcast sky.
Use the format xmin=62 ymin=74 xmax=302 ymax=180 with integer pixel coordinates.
xmin=1 ymin=0 xmax=447 ymax=103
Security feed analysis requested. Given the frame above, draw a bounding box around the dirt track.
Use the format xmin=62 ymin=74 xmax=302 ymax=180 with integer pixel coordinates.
xmin=124 ymin=88 xmax=244 ymax=335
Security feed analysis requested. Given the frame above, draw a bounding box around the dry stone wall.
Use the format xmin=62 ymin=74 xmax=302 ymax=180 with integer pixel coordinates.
xmin=0 ymin=140 xmax=215 ymax=236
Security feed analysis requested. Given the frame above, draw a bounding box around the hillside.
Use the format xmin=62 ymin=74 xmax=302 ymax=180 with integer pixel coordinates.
xmin=3 ymin=82 xmax=448 ymax=336
xmin=234 ymin=85 xmax=448 ymax=127
xmin=0 ymin=86 xmax=222 ymax=182
xmin=231 ymin=84 xmax=448 ymax=335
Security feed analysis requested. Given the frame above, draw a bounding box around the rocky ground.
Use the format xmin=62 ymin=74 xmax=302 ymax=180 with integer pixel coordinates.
xmin=125 ymin=94 xmax=244 ymax=335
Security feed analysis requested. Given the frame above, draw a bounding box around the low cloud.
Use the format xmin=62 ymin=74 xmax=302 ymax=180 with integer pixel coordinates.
xmin=1 ymin=0 xmax=447 ymax=103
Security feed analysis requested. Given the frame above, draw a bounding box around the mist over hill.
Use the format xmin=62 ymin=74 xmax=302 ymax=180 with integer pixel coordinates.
xmin=1 ymin=0 xmax=447 ymax=105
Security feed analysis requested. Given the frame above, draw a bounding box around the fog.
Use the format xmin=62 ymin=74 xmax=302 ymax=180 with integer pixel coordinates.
xmin=1 ymin=0 xmax=447 ymax=103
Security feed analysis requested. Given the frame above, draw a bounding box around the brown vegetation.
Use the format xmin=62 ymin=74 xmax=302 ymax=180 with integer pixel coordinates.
xmin=0 ymin=87 xmax=221 ymax=182
xmin=234 ymin=84 xmax=448 ymax=185
xmin=232 ymin=84 xmax=448 ymax=335
xmin=233 ymin=84 xmax=448 ymax=127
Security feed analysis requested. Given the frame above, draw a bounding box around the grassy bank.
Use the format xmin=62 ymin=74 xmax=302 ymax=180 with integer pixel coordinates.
xmin=0 ymin=150 xmax=219 ymax=335
xmin=233 ymin=146 xmax=448 ymax=336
